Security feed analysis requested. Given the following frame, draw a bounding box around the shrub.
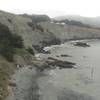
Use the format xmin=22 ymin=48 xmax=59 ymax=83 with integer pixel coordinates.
xmin=11 ymin=34 xmax=24 ymax=48
xmin=0 ymin=45 xmax=14 ymax=62
xmin=36 ymin=25 xmax=44 ymax=32
xmin=0 ymin=23 xmax=24 ymax=61
xmin=8 ymin=19 xmax=12 ymax=23
xmin=26 ymin=47 xmax=35 ymax=55
xmin=27 ymin=22 xmax=36 ymax=30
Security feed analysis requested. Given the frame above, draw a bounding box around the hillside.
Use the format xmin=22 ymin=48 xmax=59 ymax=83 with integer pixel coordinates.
xmin=0 ymin=10 xmax=100 ymax=49
xmin=39 ymin=21 xmax=100 ymax=42
xmin=21 ymin=14 xmax=51 ymax=23
xmin=0 ymin=11 xmax=100 ymax=49
xmin=53 ymin=19 xmax=92 ymax=28
xmin=1 ymin=10 xmax=100 ymax=100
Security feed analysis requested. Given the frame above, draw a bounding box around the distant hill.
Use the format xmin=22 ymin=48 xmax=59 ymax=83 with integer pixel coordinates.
xmin=53 ymin=15 xmax=100 ymax=28
xmin=53 ymin=19 xmax=92 ymax=28
xmin=21 ymin=14 xmax=51 ymax=23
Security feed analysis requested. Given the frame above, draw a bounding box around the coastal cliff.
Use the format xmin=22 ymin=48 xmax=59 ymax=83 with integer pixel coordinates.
xmin=0 ymin=10 xmax=100 ymax=100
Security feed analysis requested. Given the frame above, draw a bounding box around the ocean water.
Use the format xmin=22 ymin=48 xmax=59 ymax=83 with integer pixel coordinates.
xmin=38 ymin=39 xmax=100 ymax=100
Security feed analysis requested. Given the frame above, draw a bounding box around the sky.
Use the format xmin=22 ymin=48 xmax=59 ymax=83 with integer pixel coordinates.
xmin=0 ymin=0 xmax=100 ymax=18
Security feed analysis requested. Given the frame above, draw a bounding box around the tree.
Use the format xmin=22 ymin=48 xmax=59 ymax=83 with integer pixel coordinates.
xmin=0 ymin=44 xmax=14 ymax=61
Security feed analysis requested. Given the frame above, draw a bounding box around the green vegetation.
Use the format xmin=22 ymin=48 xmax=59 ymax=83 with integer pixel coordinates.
xmin=36 ymin=24 xmax=44 ymax=32
xmin=27 ymin=22 xmax=44 ymax=32
xmin=22 ymin=14 xmax=50 ymax=23
xmin=15 ymin=48 xmax=29 ymax=56
xmin=0 ymin=23 xmax=24 ymax=61
xmin=0 ymin=23 xmax=24 ymax=100
xmin=26 ymin=47 xmax=35 ymax=55
xmin=0 ymin=57 xmax=15 ymax=100
xmin=0 ymin=23 xmax=35 ymax=100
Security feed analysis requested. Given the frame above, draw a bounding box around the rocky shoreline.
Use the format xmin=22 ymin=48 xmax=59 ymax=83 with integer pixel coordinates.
xmin=6 ymin=39 xmax=93 ymax=100
xmin=6 ymin=50 xmax=76 ymax=100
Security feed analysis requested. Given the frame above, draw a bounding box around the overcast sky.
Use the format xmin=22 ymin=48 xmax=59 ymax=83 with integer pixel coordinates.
xmin=0 ymin=0 xmax=100 ymax=17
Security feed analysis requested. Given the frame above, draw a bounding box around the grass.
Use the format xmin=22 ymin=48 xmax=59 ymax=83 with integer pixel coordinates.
xmin=0 ymin=56 xmax=16 ymax=100
xmin=15 ymin=48 xmax=30 ymax=56
xmin=0 ymin=48 xmax=34 ymax=100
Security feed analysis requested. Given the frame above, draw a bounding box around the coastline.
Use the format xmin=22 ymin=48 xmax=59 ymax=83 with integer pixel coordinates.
xmin=6 ymin=39 xmax=100 ymax=100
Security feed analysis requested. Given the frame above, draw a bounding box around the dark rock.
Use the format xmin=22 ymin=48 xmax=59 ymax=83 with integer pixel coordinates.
xmin=47 ymin=57 xmax=75 ymax=68
xmin=56 ymin=55 xmax=60 ymax=57
xmin=32 ymin=45 xmax=43 ymax=53
xmin=9 ymin=81 xmax=17 ymax=87
xmin=40 ymin=37 xmax=61 ymax=47
xmin=32 ymin=44 xmax=51 ymax=54
xmin=36 ymin=24 xmax=44 ymax=32
xmin=61 ymin=54 xmax=71 ymax=57
xmin=8 ymin=19 xmax=12 ymax=23
xmin=74 ymin=42 xmax=90 ymax=47
xmin=27 ymin=22 xmax=36 ymax=30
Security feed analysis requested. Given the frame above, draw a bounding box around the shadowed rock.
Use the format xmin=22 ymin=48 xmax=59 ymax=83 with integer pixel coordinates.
xmin=61 ymin=54 xmax=71 ymax=57
xmin=74 ymin=42 xmax=90 ymax=47
xmin=47 ymin=57 xmax=76 ymax=68
xmin=8 ymin=81 xmax=17 ymax=87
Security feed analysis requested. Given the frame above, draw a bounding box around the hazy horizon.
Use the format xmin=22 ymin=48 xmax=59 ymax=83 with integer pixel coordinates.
xmin=0 ymin=0 xmax=100 ymax=18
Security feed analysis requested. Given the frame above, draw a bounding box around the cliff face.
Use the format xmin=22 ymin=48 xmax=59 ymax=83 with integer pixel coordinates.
xmin=0 ymin=10 xmax=100 ymax=48
xmin=39 ymin=22 xmax=100 ymax=41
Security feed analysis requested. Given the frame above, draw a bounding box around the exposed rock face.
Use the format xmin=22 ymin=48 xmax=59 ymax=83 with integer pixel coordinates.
xmin=39 ymin=22 xmax=100 ymax=42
